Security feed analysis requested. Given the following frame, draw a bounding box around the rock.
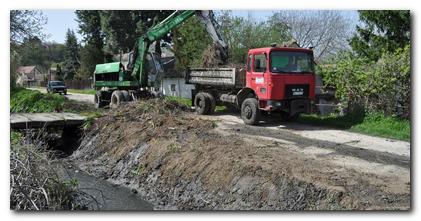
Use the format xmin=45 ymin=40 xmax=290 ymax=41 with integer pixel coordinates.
xmin=131 ymin=188 xmax=138 ymax=194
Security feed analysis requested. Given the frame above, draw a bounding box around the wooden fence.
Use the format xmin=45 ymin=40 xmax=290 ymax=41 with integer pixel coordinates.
xmin=64 ymin=79 xmax=93 ymax=89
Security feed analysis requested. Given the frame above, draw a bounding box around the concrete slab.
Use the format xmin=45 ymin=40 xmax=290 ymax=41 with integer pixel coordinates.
xmin=10 ymin=112 xmax=86 ymax=129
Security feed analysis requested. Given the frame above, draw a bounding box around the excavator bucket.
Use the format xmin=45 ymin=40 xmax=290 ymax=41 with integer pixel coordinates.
xmin=196 ymin=10 xmax=229 ymax=64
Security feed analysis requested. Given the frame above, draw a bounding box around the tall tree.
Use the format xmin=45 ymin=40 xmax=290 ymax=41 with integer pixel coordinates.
xmin=78 ymin=44 xmax=103 ymax=79
xmin=98 ymin=10 xmax=173 ymax=54
xmin=218 ymin=11 xmax=291 ymax=64
xmin=173 ymin=15 xmax=212 ymax=72
xmin=45 ymin=42 xmax=66 ymax=64
xmin=63 ymin=29 xmax=80 ymax=79
xmin=10 ymin=10 xmax=46 ymax=44
xmin=270 ymin=11 xmax=352 ymax=61
xmin=10 ymin=10 xmax=46 ymax=88
xmin=349 ymin=10 xmax=410 ymax=61
xmin=75 ymin=10 xmax=104 ymax=79
xmin=19 ymin=37 xmax=49 ymax=69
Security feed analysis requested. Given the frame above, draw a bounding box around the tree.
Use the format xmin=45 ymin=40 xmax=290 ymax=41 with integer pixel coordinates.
xmin=173 ymin=15 xmax=212 ymax=72
xmin=16 ymin=38 xmax=65 ymax=70
xmin=349 ymin=10 xmax=410 ymax=61
xmin=45 ymin=42 xmax=66 ymax=64
xmin=10 ymin=10 xmax=46 ymax=44
xmin=99 ymin=10 xmax=173 ymax=54
xmin=270 ymin=11 xmax=352 ymax=61
xmin=319 ymin=45 xmax=410 ymax=118
xmin=10 ymin=10 xmax=46 ymax=88
xmin=63 ymin=29 xmax=80 ymax=79
xmin=78 ymin=44 xmax=103 ymax=79
xmin=218 ymin=11 xmax=291 ymax=64
xmin=75 ymin=10 xmax=104 ymax=78
xmin=19 ymin=37 xmax=49 ymax=69
xmin=55 ymin=63 xmax=64 ymax=81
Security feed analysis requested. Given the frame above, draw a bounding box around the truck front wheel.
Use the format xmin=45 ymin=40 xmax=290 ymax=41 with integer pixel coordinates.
xmin=241 ymin=98 xmax=260 ymax=125
xmin=110 ymin=90 xmax=124 ymax=109
xmin=194 ymin=92 xmax=211 ymax=115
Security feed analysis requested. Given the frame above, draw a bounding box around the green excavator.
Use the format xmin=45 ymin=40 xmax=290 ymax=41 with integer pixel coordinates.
xmin=93 ymin=10 xmax=228 ymax=108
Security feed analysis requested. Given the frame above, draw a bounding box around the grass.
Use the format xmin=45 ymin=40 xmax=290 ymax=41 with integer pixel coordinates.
xmin=298 ymin=112 xmax=410 ymax=141
xmin=80 ymin=110 xmax=104 ymax=130
xmin=11 ymin=88 xmax=104 ymax=126
xmin=11 ymin=87 xmax=66 ymax=113
xmin=67 ymin=89 xmax=96 ymax=95
xmin=164 ymin=96 xmax=192 ymax=107
xmin=10 ymin=136 xmax=90 ymax=210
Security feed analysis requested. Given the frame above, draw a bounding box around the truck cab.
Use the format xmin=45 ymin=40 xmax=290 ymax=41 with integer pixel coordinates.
xmin=245 ymin=46 xmax=316 ymax=119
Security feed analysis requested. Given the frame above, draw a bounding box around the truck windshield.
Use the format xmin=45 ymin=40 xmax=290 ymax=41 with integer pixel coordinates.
xmin=270 ymin=51 xmax=314 ymax=74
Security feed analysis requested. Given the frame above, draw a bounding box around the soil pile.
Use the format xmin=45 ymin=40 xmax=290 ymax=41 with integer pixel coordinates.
xmin=72 ymin=99 xmax=409 ymax=210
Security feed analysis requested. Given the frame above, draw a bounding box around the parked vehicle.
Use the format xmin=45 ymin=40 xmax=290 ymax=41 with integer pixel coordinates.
xmin=47 ymin=81 xmax=67 ymax=95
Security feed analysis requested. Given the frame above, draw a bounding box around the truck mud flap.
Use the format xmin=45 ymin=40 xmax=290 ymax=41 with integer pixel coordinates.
xmin=290 ymin=99 xmax=310 ymax=116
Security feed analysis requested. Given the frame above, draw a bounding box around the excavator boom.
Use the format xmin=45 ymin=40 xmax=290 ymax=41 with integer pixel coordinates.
xmin=131 ymin=10 xmax=228 ymax=87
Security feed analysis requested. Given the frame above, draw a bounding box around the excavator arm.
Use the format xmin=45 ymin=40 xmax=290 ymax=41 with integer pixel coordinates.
xmin=131 ymin=10 xmax=228 ymax=87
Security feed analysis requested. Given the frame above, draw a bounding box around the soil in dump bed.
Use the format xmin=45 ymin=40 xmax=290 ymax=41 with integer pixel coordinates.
xmin=72 ymin=98 xmax=410 ymax=210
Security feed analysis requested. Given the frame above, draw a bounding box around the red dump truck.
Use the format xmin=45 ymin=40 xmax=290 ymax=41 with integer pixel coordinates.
xmin=187 ymin=45 xmax=316 ymax=125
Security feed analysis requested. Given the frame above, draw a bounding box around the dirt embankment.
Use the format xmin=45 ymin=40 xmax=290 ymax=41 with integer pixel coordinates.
xmin=71 ymin=99 xmax=410 ymax=210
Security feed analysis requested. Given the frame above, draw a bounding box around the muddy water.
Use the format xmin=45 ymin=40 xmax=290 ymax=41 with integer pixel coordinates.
xmin=59 ymin=166 xmax=153 ymax=210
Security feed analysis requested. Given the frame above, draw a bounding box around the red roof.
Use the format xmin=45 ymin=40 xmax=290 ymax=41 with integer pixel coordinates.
xmin=16 ymin=66 xmax=36 ymax=74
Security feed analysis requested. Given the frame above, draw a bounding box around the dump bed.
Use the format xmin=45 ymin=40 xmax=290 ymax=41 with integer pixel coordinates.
xmin=186 ymin=68 xmax=246 ymax=88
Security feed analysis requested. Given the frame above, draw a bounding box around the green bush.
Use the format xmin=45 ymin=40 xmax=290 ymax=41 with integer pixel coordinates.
xmin=10 ymin=88 xmax=66 ymax=113
xmin=319 ymin=45 xmax=410 ymax=118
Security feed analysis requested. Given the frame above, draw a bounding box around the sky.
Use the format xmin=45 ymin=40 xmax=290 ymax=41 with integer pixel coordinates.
xmin=41 ymin=10 xmax=359 ymax=44
xmin=42 ymin=10 xmax=80 ymax=43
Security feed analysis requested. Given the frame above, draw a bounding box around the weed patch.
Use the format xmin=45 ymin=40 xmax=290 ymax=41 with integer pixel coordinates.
xmin=10 ymin=88 xmax=66 ymax=113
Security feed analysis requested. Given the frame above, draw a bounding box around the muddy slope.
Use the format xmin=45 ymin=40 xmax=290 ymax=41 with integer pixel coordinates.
xmin=71 ymin=99 xmax=409 ymax=210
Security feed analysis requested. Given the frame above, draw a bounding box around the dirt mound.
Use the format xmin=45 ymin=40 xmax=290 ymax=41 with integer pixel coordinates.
xmin=200 ymin=44 xmax=228 ymax=68
xmin=72 ymin=99 xmax=409 ymax=210
xmin=76 ymin=99 xmax=212 ymax=160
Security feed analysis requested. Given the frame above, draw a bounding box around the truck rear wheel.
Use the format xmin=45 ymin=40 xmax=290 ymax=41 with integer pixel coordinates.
xmin=94 ymin=91 xmax=106 ymax=109
xmin=194 ymin=92 xmax=211 ymax=115
xmin=241 ymin=98 xmax=260 ymax=125
xmin=110 ymin=90 xmax=124 ymax=108
xmin=203 ymin=92 xmax=216 ymax=114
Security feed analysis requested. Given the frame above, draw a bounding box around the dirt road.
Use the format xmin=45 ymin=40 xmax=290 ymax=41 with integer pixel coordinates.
xmin=72 ymin=100 xmax=411 ymax=210
xmin=27 ymin=87 xmax=94 ymax=104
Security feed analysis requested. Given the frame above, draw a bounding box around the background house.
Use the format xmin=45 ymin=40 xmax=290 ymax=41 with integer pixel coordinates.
xmin=15 ymin=65 xmax=46 ymax=87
